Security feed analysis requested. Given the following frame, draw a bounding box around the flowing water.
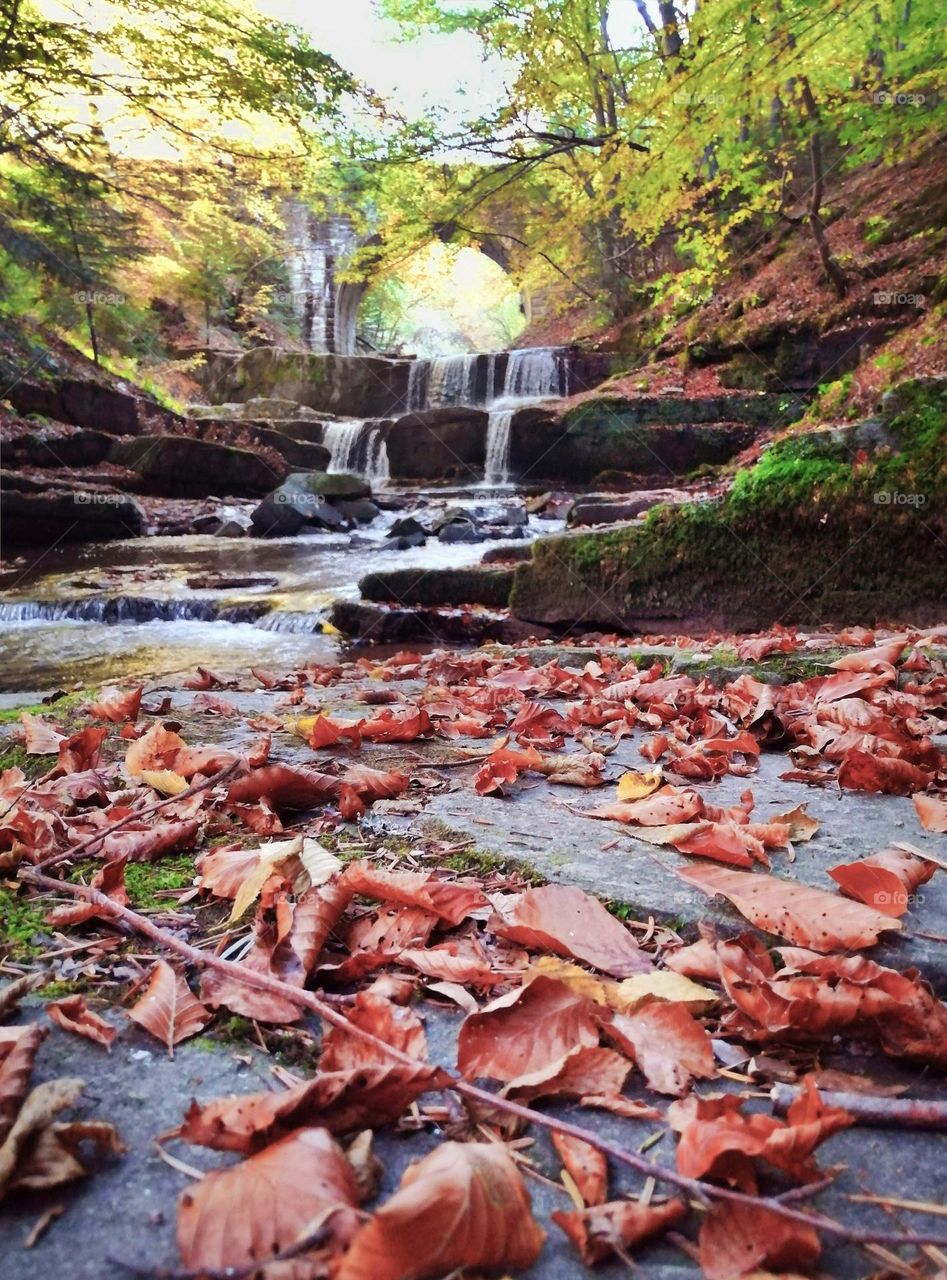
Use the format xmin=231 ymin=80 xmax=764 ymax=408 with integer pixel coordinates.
xmin=0 ymin=492 xmax=562 ymax=691
xmin=322 ymin=420 xmax=390 ymax=486
xmin=407 ymin=346 xmax=567 ymax=485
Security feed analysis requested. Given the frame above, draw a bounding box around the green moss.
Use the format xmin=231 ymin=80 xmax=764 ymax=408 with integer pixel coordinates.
xmin=0 ymin=888 xmax=48 ymax=958
xmin=124 ymin=856 xmax=196 ymax=908
xmin=0 ymin=743 xmax=49 ymax=779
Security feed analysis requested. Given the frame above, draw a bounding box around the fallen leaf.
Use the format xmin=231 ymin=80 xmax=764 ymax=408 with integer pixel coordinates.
xmin=457 ymin=975 xmax=599 ymax=1082
xmin=140 ymin=768 xmax=188 ymax=796
xmin=335 ymin=1141 xmax=545 ymax=1280
xmin=0 ymin=1025 xmax=48 ymax=1141
xmin=45 ymin=997 xmax=115 ymax=1051
xmin=604 ymin=1003 xmax=715 ymax=1096
xmin=610 ymin=970 xmax=719 ymax=1014
xmin=488 ymin=884 xmax=651 ymax=977
xmin=125 ymin=722 xmax=186 ymax=776
xmin=20 ymin=713 xmax=64 ymax=754
xmin=181 ymin=1062 xmax=445 ymax=1152
xmin=616 ymin=768 xmax=663 ymax=800
xmin=87 ymin=686 xmax=142 ymax=724
xmin=226 ymin=763 xmax=341 ymax=810
xmin=339 ymin=864 xmax=488 ymax=925
xmin=504 ymin=1045 xmax=631 ymax=1104
xmin=679 ymin=864 xmax=901 ymax=952
xmin=553 ymin=1198 xmax=686 ymax=1265
xmin=914 ymin=793 xmax=947 ymax=833
xmin=768 ymin=803 xmax=820 ymax=842
xmin=551 ymin=1131 xmax=607 ymax=1207
xmin=126 ymin=961 xmax=211 ymax=1056
xmin=177 ymin=1127 xmax=361 ymax=1271
xmin=829 ymin=848 xmax=936 ymax=917
xmin=699 ymin=1201 xmax=821 ymax=1279
xmin=321 ymin=992 xmax=427 ymax=1070
xmin=838 ymin=749 xmax=929 ymax=795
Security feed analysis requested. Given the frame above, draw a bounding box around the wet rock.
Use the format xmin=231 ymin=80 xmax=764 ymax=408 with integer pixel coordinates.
xmin=526 ymin=491 xmax=574 ymax=519
xmin=384 ymin=408 xmax=487 ymax=481
xmin=186 ymin=574 xmax=279 ymax=590
xmin=334 ymin=498 xmax=381 ymax=525
xmin=360 ymin=566 xmax=514 ymax=608
xmin=198 ymin=348 xmax=414 ymax=418
xmin=438 ymin=521 xmax=483 ymax=544
xmin=2 ymin=426 xmax=112 ymax=470
xmin=387 ymin=514 xmax=430 ymax=540
xmin=0 ymin=486 xmax=146 ymax=546
xmin=481 ymin=543 xmax=533 ymax=565
xmin=568 ymin=490 xmax=691 ymax=527
xmin=110 ymin=435 xmax=281 ymax=497
xmin=388 ymin=532 xmax=427 ymax=550
xmin=251 ymin=484 xmax=345 ymax=536
xmin=503 ymin=501 xmax=528 ymax=526
xmin=295 ymin=472 xmax=372 ymax=501
xmin=193 ymin=420 xmax=330 ymax=472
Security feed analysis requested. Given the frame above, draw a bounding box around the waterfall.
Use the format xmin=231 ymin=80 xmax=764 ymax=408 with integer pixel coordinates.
xmin=322 ymin=420 xmax=389 ymax=486
xmin=323 ymin=420 xmax=365 ymax=473
xmin=0 ymin=598 xmax=269 ymax=624
xmin=424 ymin=354 xmax=480 ymax=408
xmin=484 ymin=410 xmax=514 ymax=486
xmin=503 ymin=347 xmax=565 ymax=399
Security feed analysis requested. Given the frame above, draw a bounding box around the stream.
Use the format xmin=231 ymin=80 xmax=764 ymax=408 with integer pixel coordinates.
xmin=0 ymin=347 xmax=568 ymax=693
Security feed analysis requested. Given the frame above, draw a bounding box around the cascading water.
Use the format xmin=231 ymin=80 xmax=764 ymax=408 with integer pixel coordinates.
xmin=403 ymin=345 xmax=566 ymax=483
xmin=322 ymin=420 xmax=389 ymax=486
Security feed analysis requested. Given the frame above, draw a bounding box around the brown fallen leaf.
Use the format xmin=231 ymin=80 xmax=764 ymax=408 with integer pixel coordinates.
xmin=678 ymin=863 xmax=901 ymax=952
xmin=838 ymin=749 xmax=929 ymax=795
xmin=180 ymin=1062 xmax=446 ymax=1153
xmin=504 ymin=1045 xmax=631 ymax=1104
xmin=0 ymin=974 xmax=46 ymax=1020
xmin=551 ymin=1131 xmax=608 ymax=1207
xmin=488 ymin=884 xmax=652 ymax=977
xmin=0 ymin=1024 xmax=48 ymax=1141
xmin=87 ymin=686 xmax=142 ymax=724
xmin=20 ymin=713 xmax=64 ymax=755
xmin=828 ymin=848 xmax=936 ymax=917
xmin=914 ymin=793 xmax=947 ymax=833
xmin=604 ymin=1002 xmax=715 ymax=1096
xmin=0 ymin=1077 xmax=123 ymax=1199
xmin=226 ymin=763 xmax=341 ymax=810
xmin=699 ymin=1201 xmax=821 ymax=1279
xmin=553 ymin=1197 xmax=686 ymax=1265
xmin=46 ymin=996 xmax=116 ymax=1051
xmin=669 ymin=1077 xmax=852 ymax=1192
xmin=768 ymin=803 xmax=820 ymax=842
xmin=457 ymin=975 xmax=600 ymax=1082
xmin=321 ymin=991 xmax=427 ymax=1070
xmin=335 ymin=1141 xmax=546 ymax=1280
xmin=45 ymin=857 xmax=128 ymax=927
xmin=339 ymin=863 xmax=488 ymax=925
xmin=177 ymin=1127 xmax=361 ymax=1272
xmin=127 ymin=960 xmax=211 ymax=1056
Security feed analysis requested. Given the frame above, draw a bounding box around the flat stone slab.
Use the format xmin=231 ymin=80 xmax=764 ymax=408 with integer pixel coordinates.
xmin=2 ymin=1003 xmax=945 ymax=1280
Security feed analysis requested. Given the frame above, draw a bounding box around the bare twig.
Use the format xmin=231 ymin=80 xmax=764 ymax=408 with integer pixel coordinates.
xmin=19 ymin=867 xmax=947 ymax=1253
xmin=772 ymin=1084 xmax=947 ymax=1131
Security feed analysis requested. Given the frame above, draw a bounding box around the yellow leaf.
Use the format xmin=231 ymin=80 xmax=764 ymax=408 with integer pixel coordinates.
xmin=229 ymin=836 xmax=303 ymax=923
xmin=320 ymin=621 xmax=342 ymax=636
xmin=141 ymin=769 xmax=188 ymax=796
xmin=298 ymin=840 xmax=342 ymax=889
xmin=608 ymin=971 xmax=718 ymax=1015
xmin=769 ymin=803 xmax=820 ymax=842
xmin=531 ymin=956 xmax=609 ymax=1005
xmin=616 ymin=768 xmax=663 ymax=801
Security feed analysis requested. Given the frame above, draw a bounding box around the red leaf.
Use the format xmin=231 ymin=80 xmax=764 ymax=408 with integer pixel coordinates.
xmin=504 ymin=1045 xmax=631 ymax=1103
xmin=553 ymin=1198 xmax=686 ymax=1264
xmin=226 ymin=763 xmax=341 ymax=810
xmin=320 ymin=991 xmax=427 ymax=1070
xmin=87 ymin=686 xmax=142 ymax=724
xmin=177 ymin=1127 xmax=360 ymax=1271
xmin=829 ymin=848 xmax=936 ymax=917
xmin=679 ymin=863 xmax=901 ymax=952
xmin=838 ymin=749 xmax=930 ymax=795
xmin=457 ymin=975 xmax=599 ymax=1082
xmin=180 ymin=1062 xmax=445 ymax=1152
xmin=45 ymin=996 xmax=116 ymax=1051
xmin=604 ymin=1002 xmax=715 ymax=1096
xmin=335 ymin=1141 xmax=545 ymax=1280
xmin=488 ymin=884 xmax=652 ymax=977
xmin=56 ymin=726 xmax=107 ymax=775
xmin=127 ymin=960 xmax=211 ymax=1055
xmin=551 ymin=1131 xmax=607 ymax=1206
xmin=914 ymin=793 xmax=947 ymax=832
xmin=339 ymin=864 xmax=488 ymax=925
xmin=699 ymin=1200 xmax=821 ymax=1279
xmin=19 ymin=713 xmax=64 ymax=754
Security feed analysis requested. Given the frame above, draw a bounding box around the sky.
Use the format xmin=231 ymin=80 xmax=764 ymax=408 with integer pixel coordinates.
xmin=256 ymin=0 xmax=509 ymax=122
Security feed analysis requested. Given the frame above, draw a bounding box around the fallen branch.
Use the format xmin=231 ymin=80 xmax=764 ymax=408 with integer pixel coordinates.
xmin=20 ymin=866 xmax=947 ymax=1253
xmin=772 ymin=1083 xmax=947 ymax=1131
xmin=33 ymin=761 xmax=241 ymax=871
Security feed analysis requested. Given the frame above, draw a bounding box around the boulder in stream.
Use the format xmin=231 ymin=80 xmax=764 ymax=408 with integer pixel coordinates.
xmin=110 ymin=435 xmax=280 ymax=497
xmin=250 ymin=471 xmax=368 ymax=535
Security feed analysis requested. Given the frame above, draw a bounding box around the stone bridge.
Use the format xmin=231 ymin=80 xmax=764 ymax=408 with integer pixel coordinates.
xmin=283 ymin=194 xmax=569 ymax=357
